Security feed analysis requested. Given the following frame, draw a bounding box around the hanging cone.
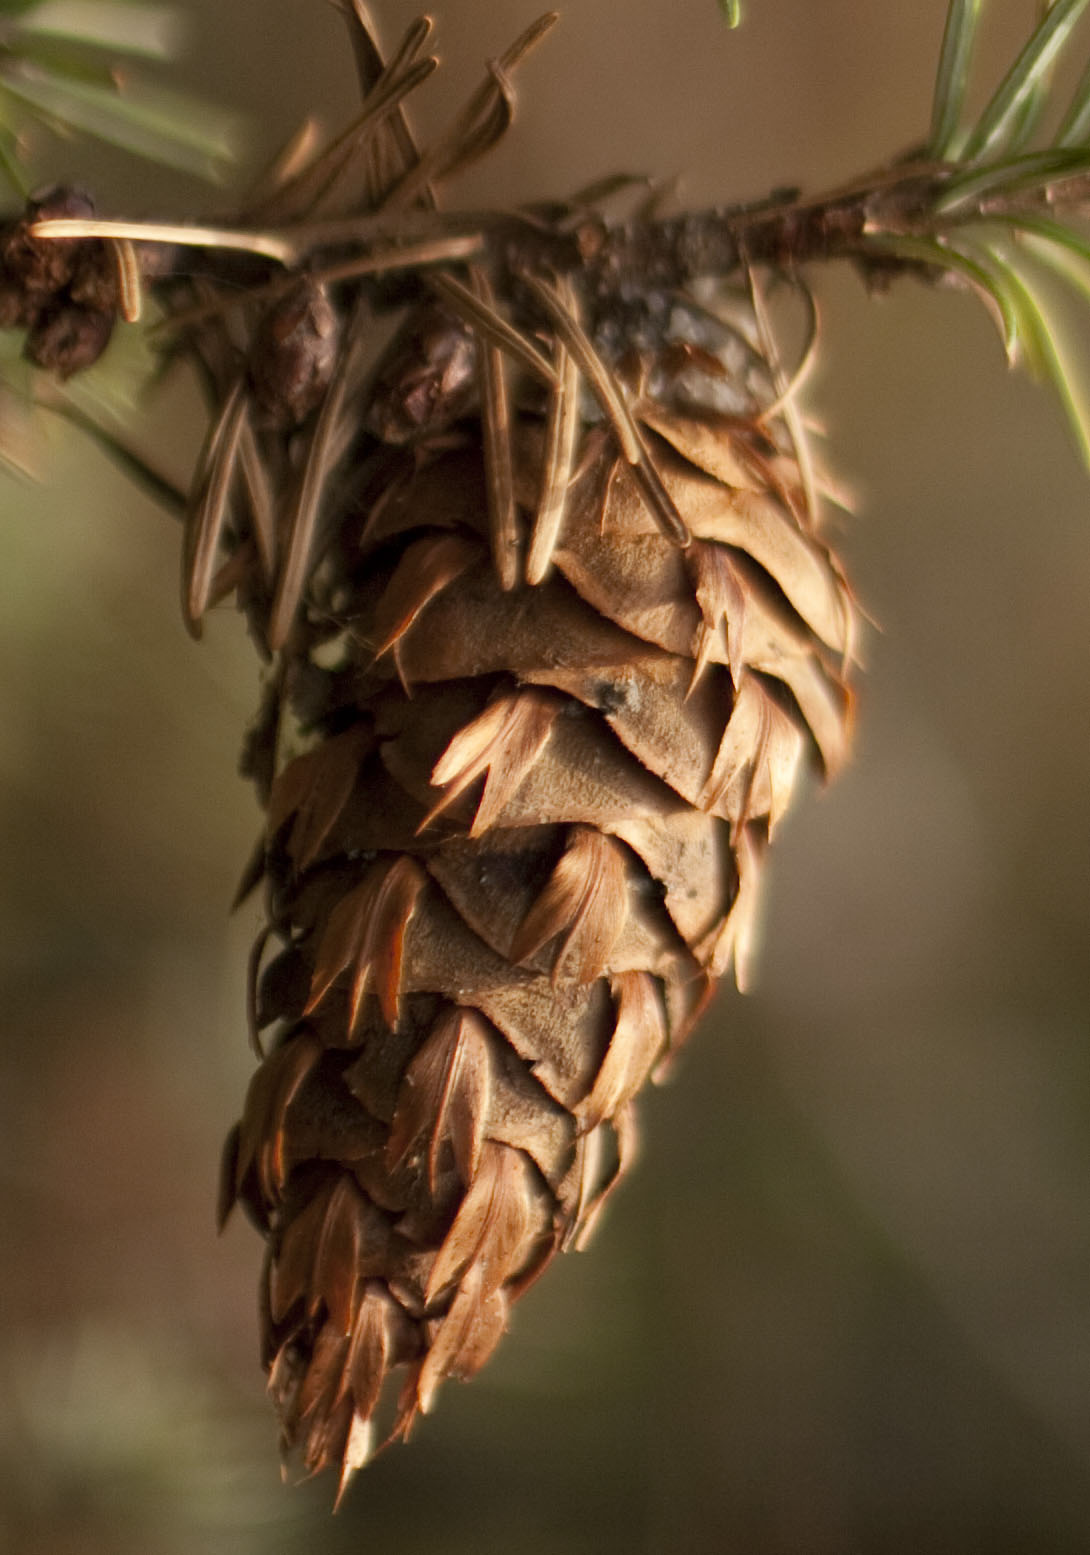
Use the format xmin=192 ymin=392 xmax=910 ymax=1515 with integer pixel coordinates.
xmin=183 ymin=8 xmax=859 ymax=1493
xmin=216 ymin=277 xmax=856 ymax=1486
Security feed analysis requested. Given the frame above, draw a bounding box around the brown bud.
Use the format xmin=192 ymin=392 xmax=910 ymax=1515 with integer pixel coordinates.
xmin=24 ymin=303 xmax=114 ymax=377
xmin=363 ymin=302 xmax=478 ymax=444
xmin=248 ymin=278 xmax=340 ymax=426
xmin=2 ymin=186 xmax=96 ymax=299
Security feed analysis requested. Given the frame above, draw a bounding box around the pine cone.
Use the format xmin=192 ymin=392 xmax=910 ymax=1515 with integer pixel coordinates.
xmin=186 ymin=11 xmax=857 ymax=1496
xmin=212 ymin=274 xmax=855 ymax=1489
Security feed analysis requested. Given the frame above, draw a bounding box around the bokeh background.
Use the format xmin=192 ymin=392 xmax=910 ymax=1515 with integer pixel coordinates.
xmin=1 ymin=2 xmax=1088 ymax=1551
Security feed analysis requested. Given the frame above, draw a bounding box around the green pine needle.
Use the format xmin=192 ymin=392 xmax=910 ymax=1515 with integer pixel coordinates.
xmin=963 ymin=0 xmax=1090 ymax=161
xmin=980 ymin=240 xmax=1090 ymax=466
xmin=1007 ymin=211 xmax=1090 ymax=279
xmin=875 ymin=224 xmax=1090 ymax=470
xmin=1055 ymin=55 xmax=1090 ymax=144
xmin=6 ymin=1 xmax=182 ymax=61
xmin=0 ymin=117 xmax=28 ymax=193
xmin=876 ymin=3 xmax=1090 ymax=474
xmin=929 ymin=0 xmax=984 ymax=158
xmin=869 ymin=232 xmax=1023 ymax=360
xmin=935 ymin=144 xmax=1090 ymax=210
xmin=0 ymin=0 xmax=241 ymax=193
xmin=0 ymin=59 xmax=239 ymax=181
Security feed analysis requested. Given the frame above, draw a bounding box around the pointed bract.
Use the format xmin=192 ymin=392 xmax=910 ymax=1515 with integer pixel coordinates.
xmin=510 ymin=825 xmax=629 ymax=983
xmin=386 ymin=1006 xmax=494 ymax=1190
xmin=579 ymin=972 xmax=667 ymax=1131
xmin=424 ymin=688 xmax=561 ymax=836
xmin=417 ymin=1263 xmax=508 ymax=1412
xmin=425 ymin=1140 xmax=536 ymax=1303
xmin=305 ymin=856 xmax=426 ymax=1030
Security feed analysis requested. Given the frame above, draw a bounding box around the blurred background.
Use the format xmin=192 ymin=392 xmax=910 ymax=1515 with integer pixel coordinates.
xmin=1 ymin=2 xmax=1088 ymax=1550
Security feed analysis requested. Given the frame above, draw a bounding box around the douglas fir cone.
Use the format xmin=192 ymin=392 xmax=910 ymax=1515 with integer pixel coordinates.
xmin=207 ymin=13 xmax=856 ymax=1490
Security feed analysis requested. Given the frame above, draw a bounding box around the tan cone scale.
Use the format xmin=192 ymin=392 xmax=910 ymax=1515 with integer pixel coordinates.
xmin=217 ymin=280 xmax=857 ymax=1492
